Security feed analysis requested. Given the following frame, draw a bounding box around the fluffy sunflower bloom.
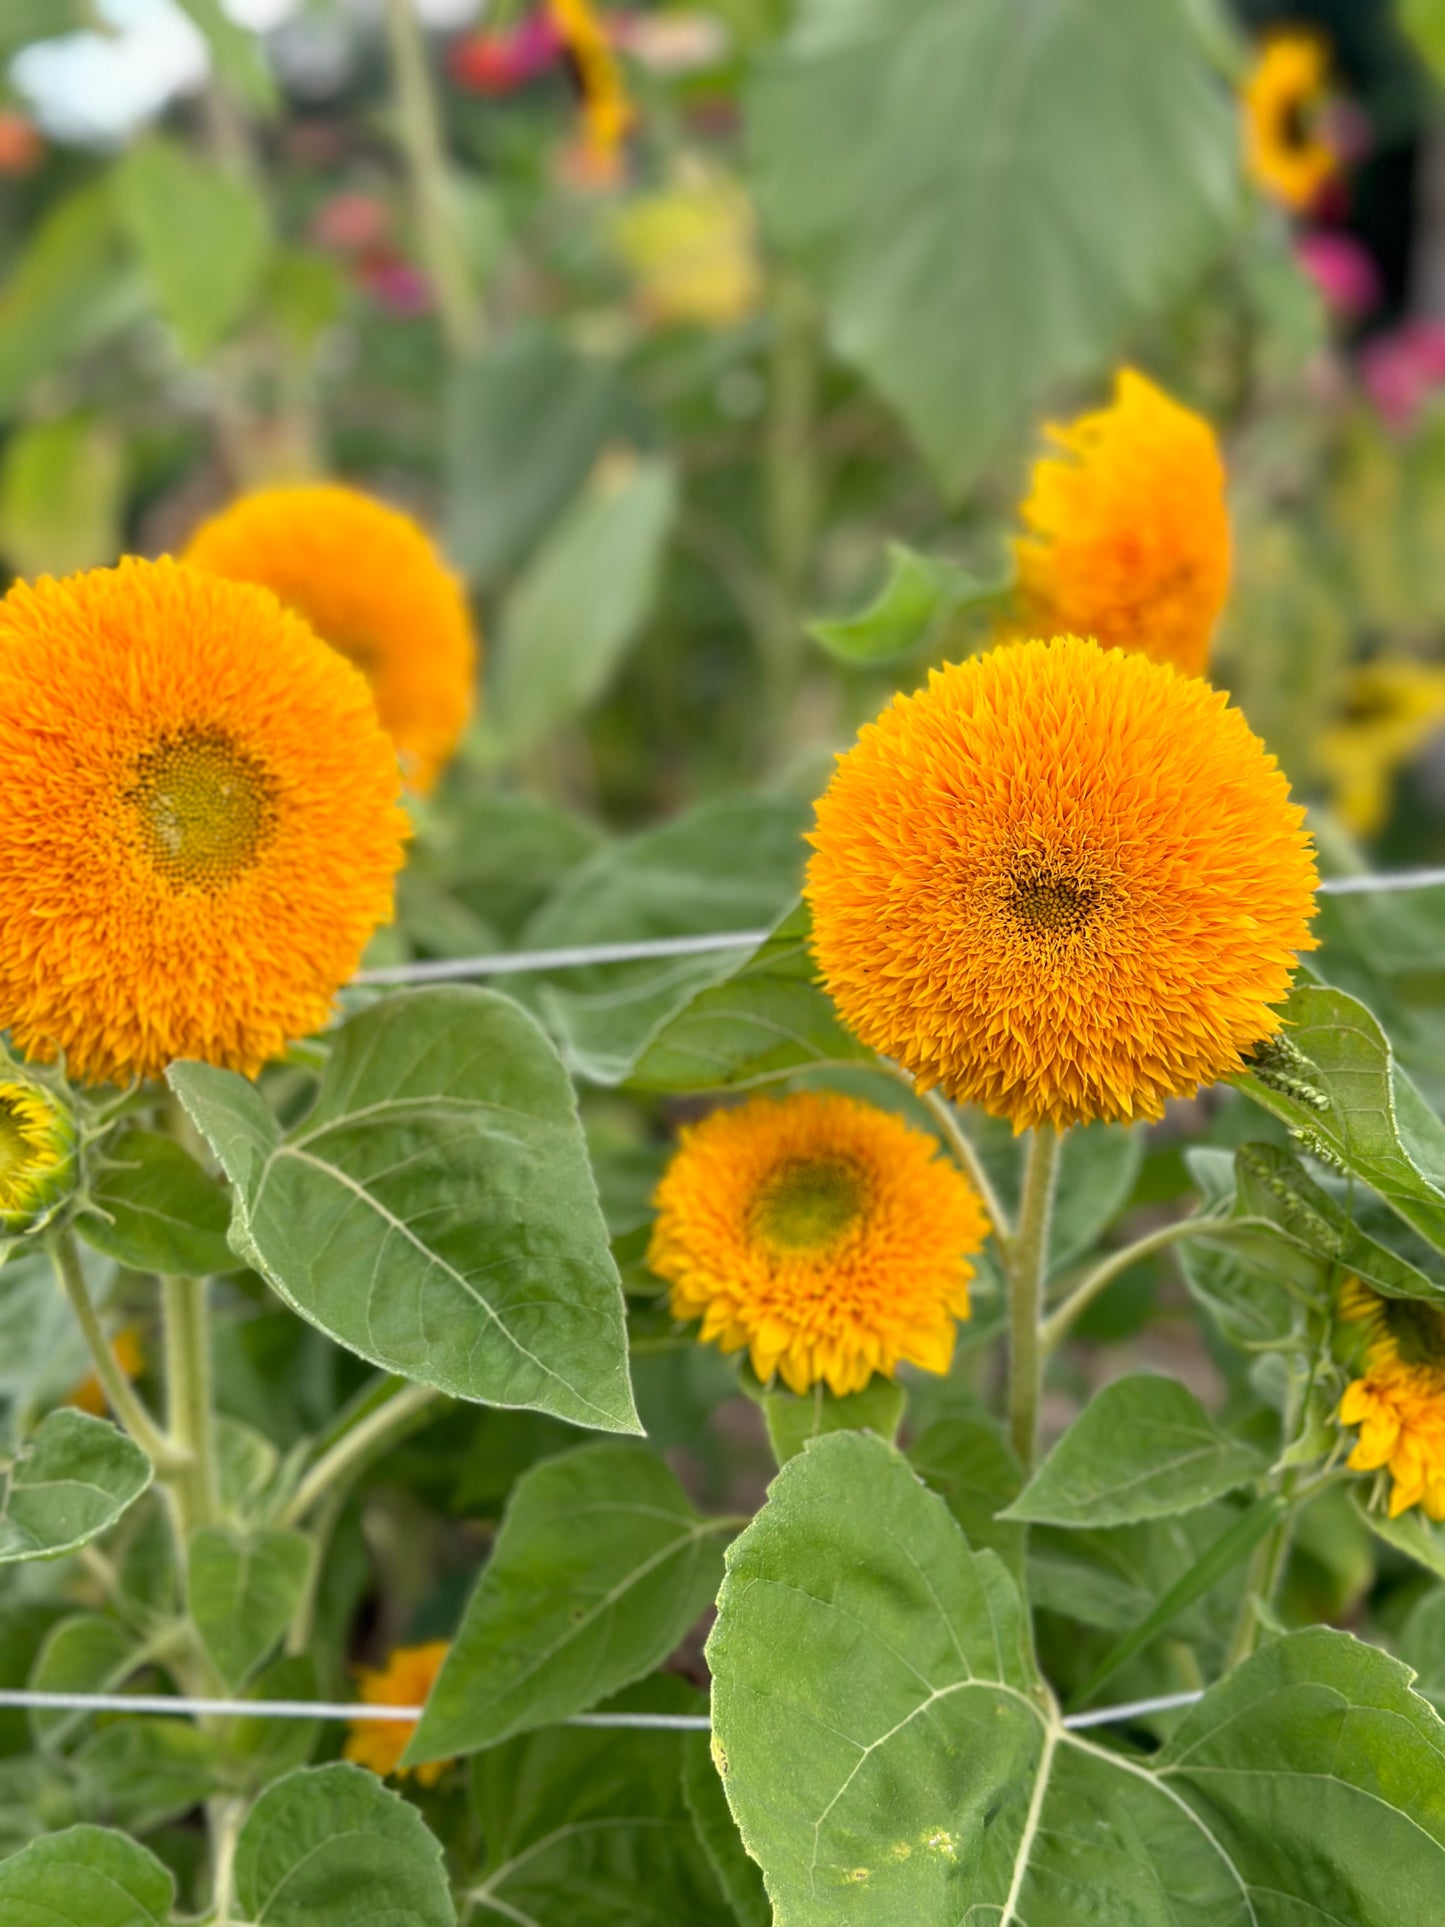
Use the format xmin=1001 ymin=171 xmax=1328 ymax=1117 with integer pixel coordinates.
xmin=344 ymin=1641 xmax=452 ymax=1786
xmin=1243 ymin=30 xmax=1336 ymax=212
xmin=647 ymin=1091 xmax=988 ymax=1398
xmin=0 ymin=558 xmax=406 ymax=1086
xmin=807 ymin=636 xmax=1318 ymax=1132
xmin=1338 ymin=1278 xmax=1445 ymax=1521
xmin=1009 ymin=369 xmax=1230 ymax=680
xmin=1315 ymin=658 xmax=1445 ymax=838
xmin=0 ymin=1079 xmax=76 ymax=1235
xmin=185 ymin=484 xmax=477 ymax=796
xmin=68 ymin=1327 xmax=145 ymax=1419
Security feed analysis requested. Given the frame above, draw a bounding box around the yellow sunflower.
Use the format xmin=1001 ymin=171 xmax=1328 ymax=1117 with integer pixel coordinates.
xmin=1315 ymin=658 xmax=1445 ymax=838
xmin=1243 ymin=30 xmax=1336 ymax=212
xmin=344 ymin=1641 xmax=452 ymax=1786
xmin=0 ymin=558 xmax=406 ymax=1086
xmin=647 ymin=1091 xmax=988 ymax=1397
xmin=68 ymin=1327 xmax=145 ymax=1419
xmin=807 ymin=636 xmax=1318 ymax=1132
xmin=185 ymin=484 xmax=477 ymax=796
xmin=550 ymin=0 xmax=635 ymax=186
xmin=0 ymin=1079 xmax=75 ymax=1234
xmin=1338 ymin=1278 xmax=1445 ymax=1521
xmin=1009 ymin=369 xmax=1230 ymax=680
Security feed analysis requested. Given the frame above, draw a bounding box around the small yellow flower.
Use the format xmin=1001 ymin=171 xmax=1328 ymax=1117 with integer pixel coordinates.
xmin=807 ymin=637 xmax=1318 ymax=1131
xmin=1243 ymin=30 xmax=1336 ymax=212
xmin=647 ymin=1091 xmax=988 ymax=1398
xmin=613 ymin=171 xmax=761 ymax=329
xmin=1338 ymin=1278 xmax=1445 ymax=1522
xmin=1315 ymin=658 xmax=1445 ymax=838
xmin=1009 ymin=369 xmax=1230 ymax=680
xmin=68 ymin=1327 xmax=145 ymax=1419
xmin=344 ymin=1641 xmax=452 ymax=1787
xmin=0 ymin=1078 xmax=76 ymax=1236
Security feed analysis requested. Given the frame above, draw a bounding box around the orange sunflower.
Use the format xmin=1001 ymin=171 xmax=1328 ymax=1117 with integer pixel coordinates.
xmin=647 ymin=1091 xmax=988 ymax=1397
xmin=185 ymin=484 xmax=477 ymax=795
xmin=1010 ymin=369 xmax=1230 ymax=680
xmin=345 ymin=1641 xmax=452 ymax=1786
xmin=807 ymin=636 xmax=1317 ymax=1132
xmin=1242 ymin=30 xmax=1337 ymax=212
xmin=1338 ymin=1278 xmax=1445 ymax=1522
xmin=0 ymin=558 xmax=406 ymax=1085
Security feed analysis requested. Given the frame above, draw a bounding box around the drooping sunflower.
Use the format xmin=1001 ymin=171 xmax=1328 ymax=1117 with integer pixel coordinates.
xmin=1009 ymin=369 xmax=1230 ymax=680
xmin=345 ymin=1641 xmax=452 ymax=1785
xmin=0 ymin=558 xmax=406 ymax=1086
xmin=185 ymin=483 xmax=477 ymax=795
xmin=807 ymin=636 xmax=1318 ymax=1132
xmin=1242 ymin=30 xmax=1336 ymax=212
xmin=647 ymin=1091 xmax=988 ymax=1398
xmin=1338 ymin=1278 xmax=1445 ymax=1521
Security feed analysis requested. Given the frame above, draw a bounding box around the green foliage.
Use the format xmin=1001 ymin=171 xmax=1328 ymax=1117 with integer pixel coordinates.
xmin=760 ymin=1372 xmax=905 ymax=1465
xmin=810 ymin=545 xmax=1001 ymax=666
xmin=171 ymin=988 xmax=639 ymax=1433
xmin=0 ymin=1412 xmax=151 ymax=1564
xmin=187 ymin=1526 xmax=312 ymax=1688
xmin=75 ymin=1129 xmax=235 ymax=1278
xmin=408 ymin=1443 xmax=725 ymax=1761
xmin=0 ymin=1825 xmax=173 ymax=1926
xmin=0 ymin=188 xmax=143 ymax=420
xmin=0 ymin=415 xmax=124 ymax=581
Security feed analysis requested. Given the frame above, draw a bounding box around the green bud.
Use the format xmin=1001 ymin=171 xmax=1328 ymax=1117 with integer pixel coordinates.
xmin=0 ymin=1075 xmax=77 ymax=1236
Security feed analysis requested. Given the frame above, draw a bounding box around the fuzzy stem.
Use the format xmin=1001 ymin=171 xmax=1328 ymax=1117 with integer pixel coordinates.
xmin=1008 ymin=1126 xmax=1061 ymax=1470
xmin=48 ymin=1230 xmax=178 ymax=1471
xmin=1040 ymin=1217 xmax=1214 ymax=1352
xmin=279 ymin=1381 xmax=441 ymax=1531
xmin=162 ymin=1274 xmax=217 ymax=1541
xmin=384 ymin=0 xmax=482 ymax=358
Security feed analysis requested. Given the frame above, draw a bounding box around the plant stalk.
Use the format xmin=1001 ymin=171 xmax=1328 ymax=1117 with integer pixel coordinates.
xmin=1040 ymin=1217 xmax=1213 ymax=1352
xmin=162 ymin=1274 xmax=217 ymax=1541
xmin=47 ymin=1229 xmax=179 ymax=1471
xmin=1008 ymin=1125 xmax=1061 ymax=1470
xmin=280 ymin=1380 xmax=441 ymax=1530
xmin=384 ymin=0 xmax=482 ymax=358
xmin=762 ymin=267 xmax=820 ymax=745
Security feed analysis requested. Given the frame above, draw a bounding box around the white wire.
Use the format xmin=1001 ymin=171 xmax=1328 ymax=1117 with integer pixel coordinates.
xmin=0 ymin=1686 xmax=1202 ymax=1730
xmin=348 ymin=869 xmax=1445 ymax=986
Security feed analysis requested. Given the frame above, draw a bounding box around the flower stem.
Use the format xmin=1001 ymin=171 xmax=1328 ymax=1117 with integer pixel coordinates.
xmin=280 ymin=1380 xmax=441 ymax=1530
xmin=1008 ymin=1125 xmax=1061 ymax=1470
xmin=917 ymin=1087 xmax=1014 ymax=1255
xmin=762 ymin=267 xmax=820 ymax=744
xmin=47 ymin=1229 xmax=178 ymax=1471
xmin=162 ymin=1274 xmax=217 ymax=1541
xmin=384 ymin=0 xmax=482 ymax=359
xmin=1040 ymin=1217 xmax=1213 ymax=1352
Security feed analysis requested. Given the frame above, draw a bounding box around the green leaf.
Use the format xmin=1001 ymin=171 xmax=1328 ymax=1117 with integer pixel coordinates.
xmin=170 ymin=988 xmax=639 ymax=1435
xmin=810 ymin=544 xmax=1002 ymax=665
xmin=1398 ymin=1589 xmax=1445 ymax=1718
xmin=29 ymin=1614 xmax=138 ymax=1752
xmin=113 ymin=137 xmax=271 ymax=360
xmin=469 ymin=1678 xmax=735 ymax=1926
xmin=0 ymin=185 xmax=144 ymax=419
xmin=1047 ymin=1122 xmax=1145 ymax=1271
xmin=907 ymin=1412 xmax=1026 ymax=1580
xmin=1352 ymin=1490 xmax=1445 ymax=1582
xmin=748 ymin=0 xmax=1238 ymax=493
xmin=0 ymin=1411 xmax=151 ymax=1564
xmin=1401 ymin=0 xmax=1445 ymax=85
xmin=761 ymin=1374 xmax=905 ymax=1466
xmin=683 ymin=1732 xmax=772 ymax=1927
xmin=0 ymin=1825 xmax=173 ymax=1927
xmin=1003 ymin=1374 xmax=1266 ymax=1527
xmin=525 ymin=795 xmax=810 ymax=1085
xmin=1235 ymin=984 xmax=1445 ymax=1252
xmin=494 ymin=456 xmax=677 ymax=752
xmin=234 ymin=1762 xmax=455 ymax=1927
xmin=415 ymin=790 xmax=605 ymax=944
xmin=188 ymin=1525 xmax=312 ymax=1689
xmin=407 ymin=1443 xmax=725 ymax=1762
xmin=709 ymin=1432 xmax=1445 ymax=1923
xmin=0 ymin=414 xmax=124 ymax=580
xmin=73 ymin=1719 xmax=221 ymax=1834
xmin=75 ymin=1127 xmax=235 ymax=1277
xmin=1027 ymin=1506 xmax=1242 ymax=1637
xmin=631 ymin=902 xmax=871 ymax=1092
xmin=173 ymin=0 xmax=278 ymax=113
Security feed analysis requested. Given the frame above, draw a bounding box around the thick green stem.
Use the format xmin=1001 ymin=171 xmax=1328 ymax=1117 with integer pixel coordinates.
xmin=762 ymin=268 xmax=820 ymax=741
xmin=162 ymin=1274 xmax=217 ymax=1541
xmin=384 ymin=0 xmax=482 ymax=358
xmin=48 ymin=1230 xmax=178 ymax=1470
xmin=1040 ymin=1218 xmax=1213 ymax=1352
xmin=280 ymin=1381 xmax=440 ymax=1531
xmin=1008 ymin=1126 xmax=1061 ymax=1470
xmin=208 ymin=1793 xmax=246 ymax=1927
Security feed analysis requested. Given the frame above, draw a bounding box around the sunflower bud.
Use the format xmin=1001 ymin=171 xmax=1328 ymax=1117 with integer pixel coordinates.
xmin=0 ymin=1075 xmax=77 ymax=1236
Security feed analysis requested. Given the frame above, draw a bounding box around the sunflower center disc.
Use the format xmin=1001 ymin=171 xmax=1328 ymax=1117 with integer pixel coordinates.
xmin=1384 ymin=1296 xmax=1445 ymax=1372
xmin=126 ymin=727 xmax=279 ymax=892
xmin=751 ymin=1156 xmax=864 ymax=1253
xmin=1004 ymin=855 xmax=1105 ymax=939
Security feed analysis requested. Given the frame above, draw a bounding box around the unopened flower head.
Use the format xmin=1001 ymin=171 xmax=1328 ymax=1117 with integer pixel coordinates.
xmin=1338 ymin=1278 xmax=1445 ymax=1521
xmin=186 ymin=483 xmax=477 ymax=796
xmin=0 ymin=559 xmax=406 ymax=1085
xmin=648 ymin=1090 xmax=988 ymax=1397
xmin=1010 ymin=369 xmax=1230 ymax=680
xmin=344 ymin=1641 xmax=452 ymax=1785
xmin=0 ymin=1076 xmax=76 ymax=1235
xmin=807 ymin=636 xmax=1318 ymax=1131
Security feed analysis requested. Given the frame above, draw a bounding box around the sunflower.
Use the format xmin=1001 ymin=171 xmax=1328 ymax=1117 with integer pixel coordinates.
xmin=806 ymin=636 xmax=1317 ymax=1132
xmin=0 ymin=559 xmax=406 ymax=1086
xmin=1243 ymin=30 xmax=1336 ymax=212
xmin=1338 ymin=1278 xmax=1445 ymax=1521
xmin=1315 ymin=658 xmax=1445 ymax=838
xmin=0 ymin=1079 xmax=75 ymax=1234
xmin=647 ymin=1091 xmax=988 ymax=1397
xmin=185 ymin=484 xmax=477 ymax=795
xmin=549 ymin=0 xmax=635 ymax=186
xmin=1008 ymin=369 xmax=1230 ymax=681
xmin=68 ymin=1327 xmax=145 ymax=1420
xmin=344 ymin=1641 xmax=452 ymax=1786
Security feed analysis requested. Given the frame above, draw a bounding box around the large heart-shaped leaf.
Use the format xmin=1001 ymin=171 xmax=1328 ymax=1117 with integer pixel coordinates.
xmin=0 ymin=1411 xmax=151 ymax=1564
xmin=187 ymin=1526 xmax=312 ymax=1689
xmin=0 ymin=1825 xmax=173 ymax=1926
xmin=709 ymin=1432 xmax=1445 ymax=1924
xmin=748 ymin=0 xmax=1239 ymax=492
xmin=408 ymin=1444 xmax=727 ymax=1762
xmin=171 ymin=988 xmax=639 ymax=1436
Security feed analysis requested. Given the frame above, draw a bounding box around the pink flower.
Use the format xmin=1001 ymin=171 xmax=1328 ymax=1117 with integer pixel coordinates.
xmin=311 ymin=193 xmax=391 ymax=256
xmin=358 ymin=255 xmax=433 ymax=319
xmin=449 ymin=13 xmax=564 ymax=95
xmin=1359 ymin=322 xmax=1445 ymax=431
xmin=1295 ymin=230 xmax=1380 ymax=320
